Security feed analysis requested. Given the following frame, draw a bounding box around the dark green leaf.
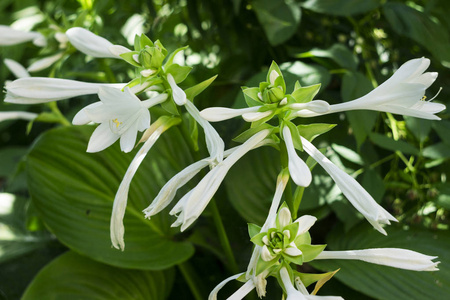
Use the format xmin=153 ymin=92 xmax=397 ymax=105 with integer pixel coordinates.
xmin=302 ymin=0 xmax=381 ymax=16
xmin=281 ymin=61 xmax=331 ymax=90
xmin=26 ymin=126 xmax=194 ymax=270
xmin=404 ymin=116 xmax=432 ymax=144
xmin=331 ymin=144 xmax=364 ymax=166
xmin=369 ymin=133 xmax=420 ymax=156
xmin=185 ymin=75 xmax=217 ymax=102
xmin=422 ymin=143 xmax=450 ymax=159
xmin=22 ymin=251 xmax=174 ymax=300
xmin=296 ymin=44 xmax=359 ymax=71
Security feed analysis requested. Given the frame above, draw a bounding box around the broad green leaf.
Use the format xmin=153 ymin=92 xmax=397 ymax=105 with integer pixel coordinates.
xmin=302 ymin=0 xmax=381 ymax=16
xmin=422 ymin=143 xmax=450 ymax=160
xmin=369 ymin=133 xmax=420 ymax=156
xmin=432 ymin=120 xmax=450 ymax=145
xmin=0 ymin=147 xmax=27 ymax=177
xmin=22 ymin=251 xmax=174 ymax=300
xmin=281 ymin=61 xmax=331 ymax=90
xmin=165 ymin=64 xmax=192 ymax=83
xmin=404 ymin=116 xmax=432 ymax=144
xmin=26 ymin=126 xmax=194 ymax=270
xmin=248 ymin=223 xmax=262 ymax=239
xmin=297 ymin=123 xmax=336 ymax=142
xmin=341 ymin=72 xmax=377 ymax=148
xmin=225 ymin=147 xmax=280 ymax=224
xmin=296 ymin=44 xmax=359 ymax=71
xmin=384 ymin=3 xmax=450 ymax=66
xmin=361 ymin=168 xmax=385 ymax=203
xmin=311 ymin=225 xmax=450 ymax=300
xmin=331 ymin=144 xmax=364 ymax=166
xmin=291 ymin=84 xmax=321 ymax=104
xmin=252 ymin=0 xmax=302 ymax=46
xmin=298 ymin=244 xmax=326 ymax=262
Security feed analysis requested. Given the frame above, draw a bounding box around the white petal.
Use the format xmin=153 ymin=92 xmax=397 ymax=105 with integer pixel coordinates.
xmin=283 ymin=126 xmax=312 ymax=187
xmin=228 ymin=280 xmax=256 ymax=300
xmin=200 ymin=106 xmax=260 ymax=122
xmin=261 ymin=245 xmax=276 ymax=261
xmin=285 ymin=243 xmax=303 ymax=257
xmin=301 ymin=137 xmax=397 ymax=234
xmin=242 ymin=110 xmax=272 ymax=122
xmin=119 ymin=125 xmax=138 ymax=153
xmin=278 ymin=207 xmax=291 ymax=228
xmin=66 ymin=27 xmax=116 ymax=58
xmin=27 ymin=52 xmax=64 ymax=72
xmin=86 ymin=122 xmax=119 ymax=153
xmin=167 ymin=73 xmax=186 ymax=105
xmin=0 ymin=111 xmax=37 ymax=122
xmin=4 ymin=59 xmax=30 ymax=78
xmin=316 ymin=249 xmax=439 ymax=271
xmin=269 ymin=70 xmax=280 ymax=85
xmin=141 ymin=93 xmax=168 ymax=109
xmin=109 ymin=45 xmax=132 ymax=58
xmin=72 ymin=102 xmax=103 ymax=125
xmin=0 ymin=25 xmax=45 ymax=46
xmin=279 ymin=267 xmax=306 ymax=299
xmin=110 ymin=125 xmax=164 ymax=250
xmin=294 ymin=215 xmax=317 ymax=236
xmin=290 ymin=100 xmax=330 ymax=114
xmin=261 ymin=174 xmax=290 ymax=231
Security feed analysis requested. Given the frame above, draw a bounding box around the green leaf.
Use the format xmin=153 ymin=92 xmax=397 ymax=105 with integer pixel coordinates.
xmin=164 ymin=46 xmax=188 ymax=69
xmin=302 ymin=0 xmax=381 ymax=16
xmin=22 ymin=251 xmax=174 ymax=300
xmin=256 ymin=255 xmax=279 ymax=275
xmin=311 ymin=224 xmax=450 ymax=300
xmin=233 ymin=123 xmax=277 ymax=144
xmin=331 ymin=144 xmax=364 ymax=166
xmin=160 ymin=98 xmax=179 ymax=115
xmin=297 ymin=124 xmax=336 ymax=142
xmin=404 ymin=116 xmax=432 ymax=144
xmin=296 ymin=44 xmax=359 ymax=71
xmin=139 ymin=34 xmax=154 ymax=49
xmin=26 ymin=126 xmax=194 ymax=270
xmin=242 ymin=87 xmax=264 ymax=107
xmin=250 ymin=232 xmax=267 ymax=246
xmin=291 ymin=84 xmax=321 ymax=104
xmin=384 ymin=3 xmax=450 ymax=66
xmin=298 ymin=244 xmax=326 ymax=262
xmin=281 ymin=61 xmax=331 ymax=89
xmin=361 ymin=168 xmax=385 ymax=203
xmin=369 ymin=133 xmax=420 ymax=156
xmin=422 ymin=143 xmax=450 ymax=160
xmin=341 ymin=72 xmax=377 ymax=148
xmin=120 ymin=51 xmax=141 ymax=67
xmin=252 ymin=0 xmax=302 ymax=46
xmin=436 ymin=183 xmax=450 ymax=210
xmin=284 ymin=121 xmax=303 ymax=151
xmin=185 ymin=75 xmax=217 ymax=102
xmin=432 ymin=120 xmax=450 ymax=145
xmin=248 ymin=223 xmax=262 ymax=239
xmin=297 ymin=269 xmax=339 ymax=289
xmin=0 ymin=147 xmax=27 ymax=178
xmin=165 ymin=64 xmax=192 ymax=84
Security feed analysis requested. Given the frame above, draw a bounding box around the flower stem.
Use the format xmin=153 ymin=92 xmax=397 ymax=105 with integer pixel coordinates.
xmin=177 ymin=262 xmax=204 ymax=300
xmin=210 ymin=199 xmax=239 ymax=273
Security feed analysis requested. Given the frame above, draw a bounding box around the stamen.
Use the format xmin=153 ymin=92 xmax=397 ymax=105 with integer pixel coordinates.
xmin=427 ymin=87 xmax=442 ymax=102
xmin=112 ymin=118 xmax=122 ymax=128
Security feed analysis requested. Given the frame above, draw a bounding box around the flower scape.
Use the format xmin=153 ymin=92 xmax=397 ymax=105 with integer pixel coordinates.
xmin=0 ymin=5 xmax=448 ymax=299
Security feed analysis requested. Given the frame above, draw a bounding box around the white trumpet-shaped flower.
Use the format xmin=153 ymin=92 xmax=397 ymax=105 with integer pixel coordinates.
xmin=66 ymin=27 xmax=130 ymax=58
xmin=200 ymin=106 xmax=260 ymax=122
xmin=170 ymin=129 xmax=270 ymax=231
xmin=299 ymin=58 xmax=445 ymax=120
xmin=4 ymin=77 xmax=126 ymax=104
xmin=73 ymin=86 xmax=167 ymax=153
xmin=282 ymin=126 xmax=312 ymax=187
xmin=110 ymin=123 xmax=166 ymax=250
xmin=0 ymin=25 xmax=46 ymax=47
xmin=0 ymin=111 xmax=38 ymax=123
xmin=315 ymin=248 xmax=439 ymax=271
xmin=167 ymin=73 xmax=224 ymax=163
xmin=301 ymin=136 xmax=397 ymax=235
xmin=4 ymin=59 xmax=30 ymax=78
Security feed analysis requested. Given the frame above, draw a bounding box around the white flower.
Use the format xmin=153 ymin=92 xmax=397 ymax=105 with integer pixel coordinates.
xmin=0 ymin=25 xmax=46 ymax=47
xmin=170 ymin=129 xmax=270 ymax=231
xmin=200 ymin=106 xmax=260 ymax=122
xmin=0 ymin=111 xmax=37 ymax=123
xmin=297 ymin=58 xmax=445 ymax=120
xmin=280 ymin=267 xmax=344 ymax=300
xmin=110 ymin=124 xmax=166 ymax=250
xmin=282 ymin=126 xmax=312 ymax=187
xmin=4 ymin=59 xmax=30 ymax=78
xmin=167 ymin=73 xmax=225 ymax=163
xmin=301 ymin=136 xmax=397 ymax=235
xmin=66 ymin=27 xmax=130 ymax=58
xmin=27 ymin=52 xmax=65 ymax=72
xmin=73 ymin=86 xmax=167 ymax=153
xmin=315 ymin=248 xmax=439 ymax=271
xmin=5 ymin=77 xmax=126 ymax=104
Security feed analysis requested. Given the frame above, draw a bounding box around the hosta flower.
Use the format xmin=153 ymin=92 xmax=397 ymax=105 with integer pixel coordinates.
xmin=5 ymin=77 xmax=126 ymax=104
xmin=315 ymin=249 xmax=439 ymax=271
xmin=73 ymin=86 xmax=167 ymax=153
xmin=169 ymin=129 xmax=270 ymax=231
xmin=301 ymin=136 xmax=397 ymax=235
xmin=66 ymin=27 xmax=130 ymax=58
xmin=4 ymin=59 xmax=30 ymax=79
xmin=296 ymin=57 xmax=445 ymax=120
xmin=27 ymin=52 xmax=65 ymax=72
xmin=0 ymin=25 xmax=46 ymax=47
xmin=282 ymin=126 xmax=312 ymax=187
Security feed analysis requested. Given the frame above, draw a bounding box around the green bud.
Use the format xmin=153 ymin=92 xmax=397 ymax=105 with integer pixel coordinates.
xmin=267 ymin=86 xmax=284 ymax=103
xmin=139 ymin=49 xmax=153 ymax=69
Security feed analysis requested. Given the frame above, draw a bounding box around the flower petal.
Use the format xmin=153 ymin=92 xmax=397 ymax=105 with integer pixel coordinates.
xmin=4 ymin=58 xmax=30 ymax=78
xmin=200 ymin=106 xmax=260 ymax=122
xmin=66 ymin=27 xmax=116 ymax=58
xmin=86 ymin=122 xmax=119 ymax=153
xmin=283 ymin=126 xmax=312 ymax=187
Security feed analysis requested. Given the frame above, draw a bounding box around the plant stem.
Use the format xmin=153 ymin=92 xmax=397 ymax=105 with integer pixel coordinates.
xmin=178 ymin=262 xmax=204 ymax=300
xmin=210 ymin=199 xmax=239 ymax=273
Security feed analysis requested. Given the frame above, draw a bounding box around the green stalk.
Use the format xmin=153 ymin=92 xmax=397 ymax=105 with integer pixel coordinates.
xmin=177 ymin=262 xmax=204 ymax=300
xmin=210 ymin=199 xmax=239 ymax=274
